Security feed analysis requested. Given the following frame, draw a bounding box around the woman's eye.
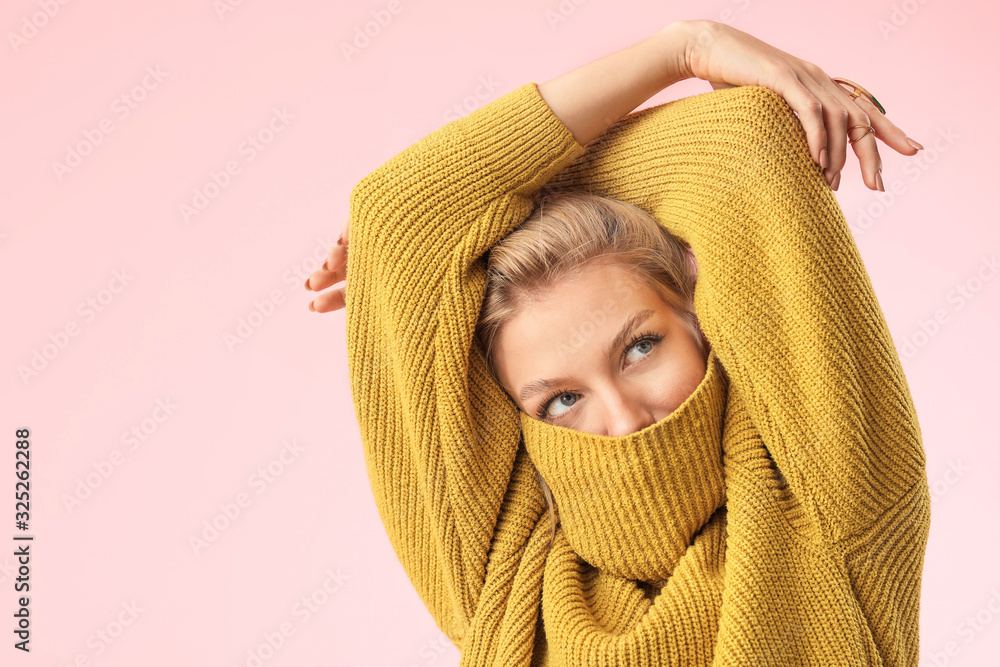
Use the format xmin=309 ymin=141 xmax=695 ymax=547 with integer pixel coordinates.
xmin=546 ymin=393 xmax=577 ymax=419
xmin=536 ymin=332 xmax=663 ymax=421
xmin=624 ymin=338 xmax=655 ymax=365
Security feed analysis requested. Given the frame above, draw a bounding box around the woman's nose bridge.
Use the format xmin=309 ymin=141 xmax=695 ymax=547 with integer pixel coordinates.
xmin=599 ymin=381 xmax=654 ymax=436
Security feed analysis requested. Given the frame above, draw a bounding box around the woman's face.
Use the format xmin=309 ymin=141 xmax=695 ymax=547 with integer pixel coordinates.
xmin=492 ymin=258 xmax=709 ymax=436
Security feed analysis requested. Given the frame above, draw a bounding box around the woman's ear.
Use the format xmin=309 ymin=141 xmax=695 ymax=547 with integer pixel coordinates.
xmin=686 ymin=246 xmax=699 ymax=286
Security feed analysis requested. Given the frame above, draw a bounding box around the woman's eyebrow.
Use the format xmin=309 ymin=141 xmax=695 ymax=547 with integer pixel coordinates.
xmin=602 ymin=308 xmax=655 ymax=361
xmin=518 ymin=308 xmax=656 ymax=403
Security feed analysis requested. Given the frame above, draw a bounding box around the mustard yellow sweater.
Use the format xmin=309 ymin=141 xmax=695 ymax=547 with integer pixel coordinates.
xmin=344 ymin=82 xmax=931 ymax=666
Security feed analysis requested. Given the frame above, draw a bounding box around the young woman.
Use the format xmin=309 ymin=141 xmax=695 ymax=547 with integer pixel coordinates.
xmin=307 ymin=20 xmax=930 ymax=666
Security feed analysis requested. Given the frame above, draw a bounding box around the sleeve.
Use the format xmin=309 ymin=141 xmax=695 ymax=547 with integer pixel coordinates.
xmin=344 ymin=82 xmax=586 ymax=645
xmin=536 ymin=84 xmax=929 ymax=544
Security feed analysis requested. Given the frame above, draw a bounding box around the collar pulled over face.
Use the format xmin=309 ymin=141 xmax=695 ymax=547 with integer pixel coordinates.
xmin=519 ymin=347 xmax=729 ymax=583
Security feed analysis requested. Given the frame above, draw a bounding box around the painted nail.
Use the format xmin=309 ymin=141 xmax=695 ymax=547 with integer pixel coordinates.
xmin=830 ymin=171 xmax=841 ymax=191
xmin=875 ymin=170 xmax=884 ymax=192
xmin=905 ymin=137 xmax=924 ymax=151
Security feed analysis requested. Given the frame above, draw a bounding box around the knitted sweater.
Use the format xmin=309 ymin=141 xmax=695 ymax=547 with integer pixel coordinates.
xmin=344 ymin=82 xmax=931 ymax=666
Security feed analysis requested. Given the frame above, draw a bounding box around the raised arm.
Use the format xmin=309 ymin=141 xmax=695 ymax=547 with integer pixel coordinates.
xmin=536 ymin=21 xmax=692 ymax=146
xmin=336 ymin=25 xmax=695 ymax=646
xmin=310 ymin=18 xmax=925 ymax=647
xmin=538 ymin=84 xmax=928 ymax=543
xmin=311 ymin=21 xmax=919 ymax=312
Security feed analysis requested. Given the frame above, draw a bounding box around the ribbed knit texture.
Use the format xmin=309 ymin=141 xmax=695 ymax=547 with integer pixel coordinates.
xmin=345 ymin=82 xmax=931 ymax=666
xmin=520 ymin=348 xmax=729 ymax=587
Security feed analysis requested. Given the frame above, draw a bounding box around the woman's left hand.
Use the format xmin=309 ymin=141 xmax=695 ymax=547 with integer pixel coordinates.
xmin=304 ymin=217 xmax=350 ymax=313
xmin=677 ymin=20 xmax=923 ymax=192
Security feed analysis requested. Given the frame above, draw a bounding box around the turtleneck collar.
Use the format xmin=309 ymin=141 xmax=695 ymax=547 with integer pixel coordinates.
xmin=519 ymin=347 xmax=729 ymax=583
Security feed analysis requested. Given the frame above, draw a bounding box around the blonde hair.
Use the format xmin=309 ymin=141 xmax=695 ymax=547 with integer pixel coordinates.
xmin=475 ymin=190 xmax=706 ymax=548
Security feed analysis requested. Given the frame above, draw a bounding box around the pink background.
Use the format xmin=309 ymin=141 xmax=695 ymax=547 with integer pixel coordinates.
xmin=3 ymin=1 xmax=997 ymax=665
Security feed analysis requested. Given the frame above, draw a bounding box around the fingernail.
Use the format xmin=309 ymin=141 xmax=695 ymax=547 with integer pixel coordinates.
xmin=304 ymin=277 xmax=311 ymax=291
xmin=336 ymin=235 xmax=343 ymax=246
xmin=830 ymin=171 xmax=841 ymax=192
xmin=309 ymin=301 xmax=315 ymax=312
xmin=905 ymin=136 xmax=924 ymax=151
xmin=819 ymin=147 xmax=828 ymax=170
xmin=875 ymin=169 xmax=884 ymax=192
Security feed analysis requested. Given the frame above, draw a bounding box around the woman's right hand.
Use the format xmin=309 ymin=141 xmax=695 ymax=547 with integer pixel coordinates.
xmin=677 ymin=20 xmax=922 ymax=192
xmin=304 ymin=217 xmax=350 ymax=313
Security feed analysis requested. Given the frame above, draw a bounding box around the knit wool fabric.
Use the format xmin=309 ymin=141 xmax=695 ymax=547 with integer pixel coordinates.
xmin=344 ymin=82 xmax=931 ymax=666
